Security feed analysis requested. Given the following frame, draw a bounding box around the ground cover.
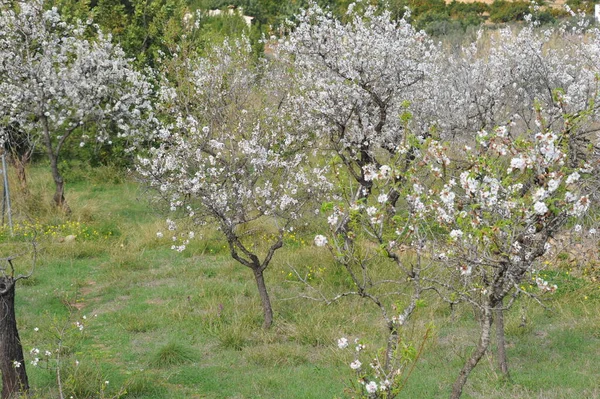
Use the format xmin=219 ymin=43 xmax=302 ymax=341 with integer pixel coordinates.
xmin=2 ymin=166 xmax=598 ymax=398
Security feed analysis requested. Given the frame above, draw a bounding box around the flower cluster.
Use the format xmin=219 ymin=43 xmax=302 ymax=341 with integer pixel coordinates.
xmin=337 ymin=336 xmax=411 ymax=398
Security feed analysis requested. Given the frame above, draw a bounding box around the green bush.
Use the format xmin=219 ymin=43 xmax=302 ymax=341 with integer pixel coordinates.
xmin=490 ymin=0 xmax=530 ymax=23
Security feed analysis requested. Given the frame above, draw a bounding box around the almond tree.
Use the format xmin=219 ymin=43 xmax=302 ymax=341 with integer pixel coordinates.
xmin=304 ymin=136 xmax=447 ymax=397
xmin=420 ymin=114 xmax=597 ymax=398
xmin=280 ymin=1 xmax=440 ymax=207
xmin=430 ymin=18 xmax=600 ymax=384
xmin=0 ymin=0 xmax=153 ymax=210
xmin=280 ymin=3 xmax=445 ymax=395
xmin=137 ymin=38 xmax=328 ymax=328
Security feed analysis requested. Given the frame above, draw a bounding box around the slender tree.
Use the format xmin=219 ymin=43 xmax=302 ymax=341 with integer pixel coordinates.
xmin=138 ymin=38 xmax=329 ymax=328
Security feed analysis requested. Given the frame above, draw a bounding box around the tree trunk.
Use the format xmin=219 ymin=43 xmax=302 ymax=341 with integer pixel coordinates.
xmin=495 ymin=308 xmax=510 ymax=378
xmin=450 ymin=306 xmax=493 ymax=399
xmin=253 ymin=268 xmax=273 ymax=329
xmin=6 ymin=153 xmax=30 ymax=195
xmin=0 ymin=277 xmax=29 ymax=399
xmin=48 ymin=151 xmax=69 ymax=212
xmin=52 ymin=176 xmax=67 ymax=210
xmin=385 ymin=325 xmax=399 ymax=372
xmin=13 ymin=157 xmax=28 ymax=194
xmin=41 ymin=116 xmax=70 ymax=212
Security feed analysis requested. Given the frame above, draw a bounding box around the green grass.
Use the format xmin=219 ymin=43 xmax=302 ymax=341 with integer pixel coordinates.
xmin=5 ymin=166 xmax=599 ymax=398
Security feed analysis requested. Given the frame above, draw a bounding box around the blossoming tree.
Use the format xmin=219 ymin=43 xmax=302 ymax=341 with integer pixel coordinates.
xmin=284 ymin=3 xmax=599 ymax=397
xmin=422 ymin=112 xmax=597 ymax=397
xmin=281 ymin=2 xmax=439 ymax=207
xmin=281 ymin=3 xmax=445 ymax=395
xmin=0 ymin=0 xmax=153 ymax=210
xmin=138 ymin=38 xmax=328 ymax=328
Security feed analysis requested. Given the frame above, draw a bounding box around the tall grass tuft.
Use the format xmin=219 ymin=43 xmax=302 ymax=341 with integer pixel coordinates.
xmin=149 ymin=342 xmax=198 ymax=367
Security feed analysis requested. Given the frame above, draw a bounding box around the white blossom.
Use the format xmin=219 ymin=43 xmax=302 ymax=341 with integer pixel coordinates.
xmin=314 ymin=235 xmax=328 ymax=247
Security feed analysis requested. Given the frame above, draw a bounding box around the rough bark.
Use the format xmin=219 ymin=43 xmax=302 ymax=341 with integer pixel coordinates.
xmin=12 ymin=157 xmax=28 ymax=194
xmin=253 ymin=268 xmax=273 ymax=329
xmin=385 ymin=325 xmax=399 ymax=372
xmin=0 ymin=277 xmax=29 ymax=399
xmin=41 ymin=116 xmax=70 ymax=212
xmin=450 ymin=306 xmax=493 ymax=399
xmin=47 ymin=147 xmax=67 ymax=211
xmin=495 ymin=308 xmax=510 ymax=378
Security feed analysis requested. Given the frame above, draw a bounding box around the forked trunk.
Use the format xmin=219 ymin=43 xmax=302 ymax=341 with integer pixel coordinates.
xmin=253 ymin=268 xmax=273 ymax=329
xmin=0 ymin=277 xmax=29 ymax=399
xmin=450 ymin=306 xmax=493 ymax=399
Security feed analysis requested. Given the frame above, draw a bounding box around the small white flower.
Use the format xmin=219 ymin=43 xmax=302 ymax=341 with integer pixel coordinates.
xmin=156 ymin=231 xmax=163 ymax=238
xmin=379 ymin=165 xmax=391 ymax=178
xmin=566 ymin=172 xmax=580 ymax=185
xmin=547 ymin=179 xmax=560 ymax=192
xmin=449 ymin=229 xmax=463 ymax=241
xmin=377 ymin=193 xmax=388 ymax=204
xmin=509 ymin=157 xmax=526 ymax=172
xmin=533 ymin=201 xmax=548 ymax=215
xmin=314 ymin=235 xmax=328 ymax=247
xmin=393 ymin=314 xmax=406 ymax=325
xmin=327 ymin=214 xmax=338 ymax=226
xmin=459 ymin=264 xmax=472 ymax=276
xmin=337 ymin=337 xmax=348 ymax=349
xmin=365 ymin=381 xmax=378 ymax=394
xmin=13 ymin=361 xmax=21 ymax=368
xmin=350 ymin=360 xmax=362 ymax=370
xmin=533 ymin=188 xmax=547 ymax=201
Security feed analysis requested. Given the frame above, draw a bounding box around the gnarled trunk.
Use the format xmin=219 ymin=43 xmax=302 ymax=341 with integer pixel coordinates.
xmin=0 ymin=277 xmax=29 ymax=399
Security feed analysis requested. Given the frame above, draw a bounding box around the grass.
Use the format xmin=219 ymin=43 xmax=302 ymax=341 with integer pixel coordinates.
xmin=4 ymin=165 xmax=599 ymax=398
